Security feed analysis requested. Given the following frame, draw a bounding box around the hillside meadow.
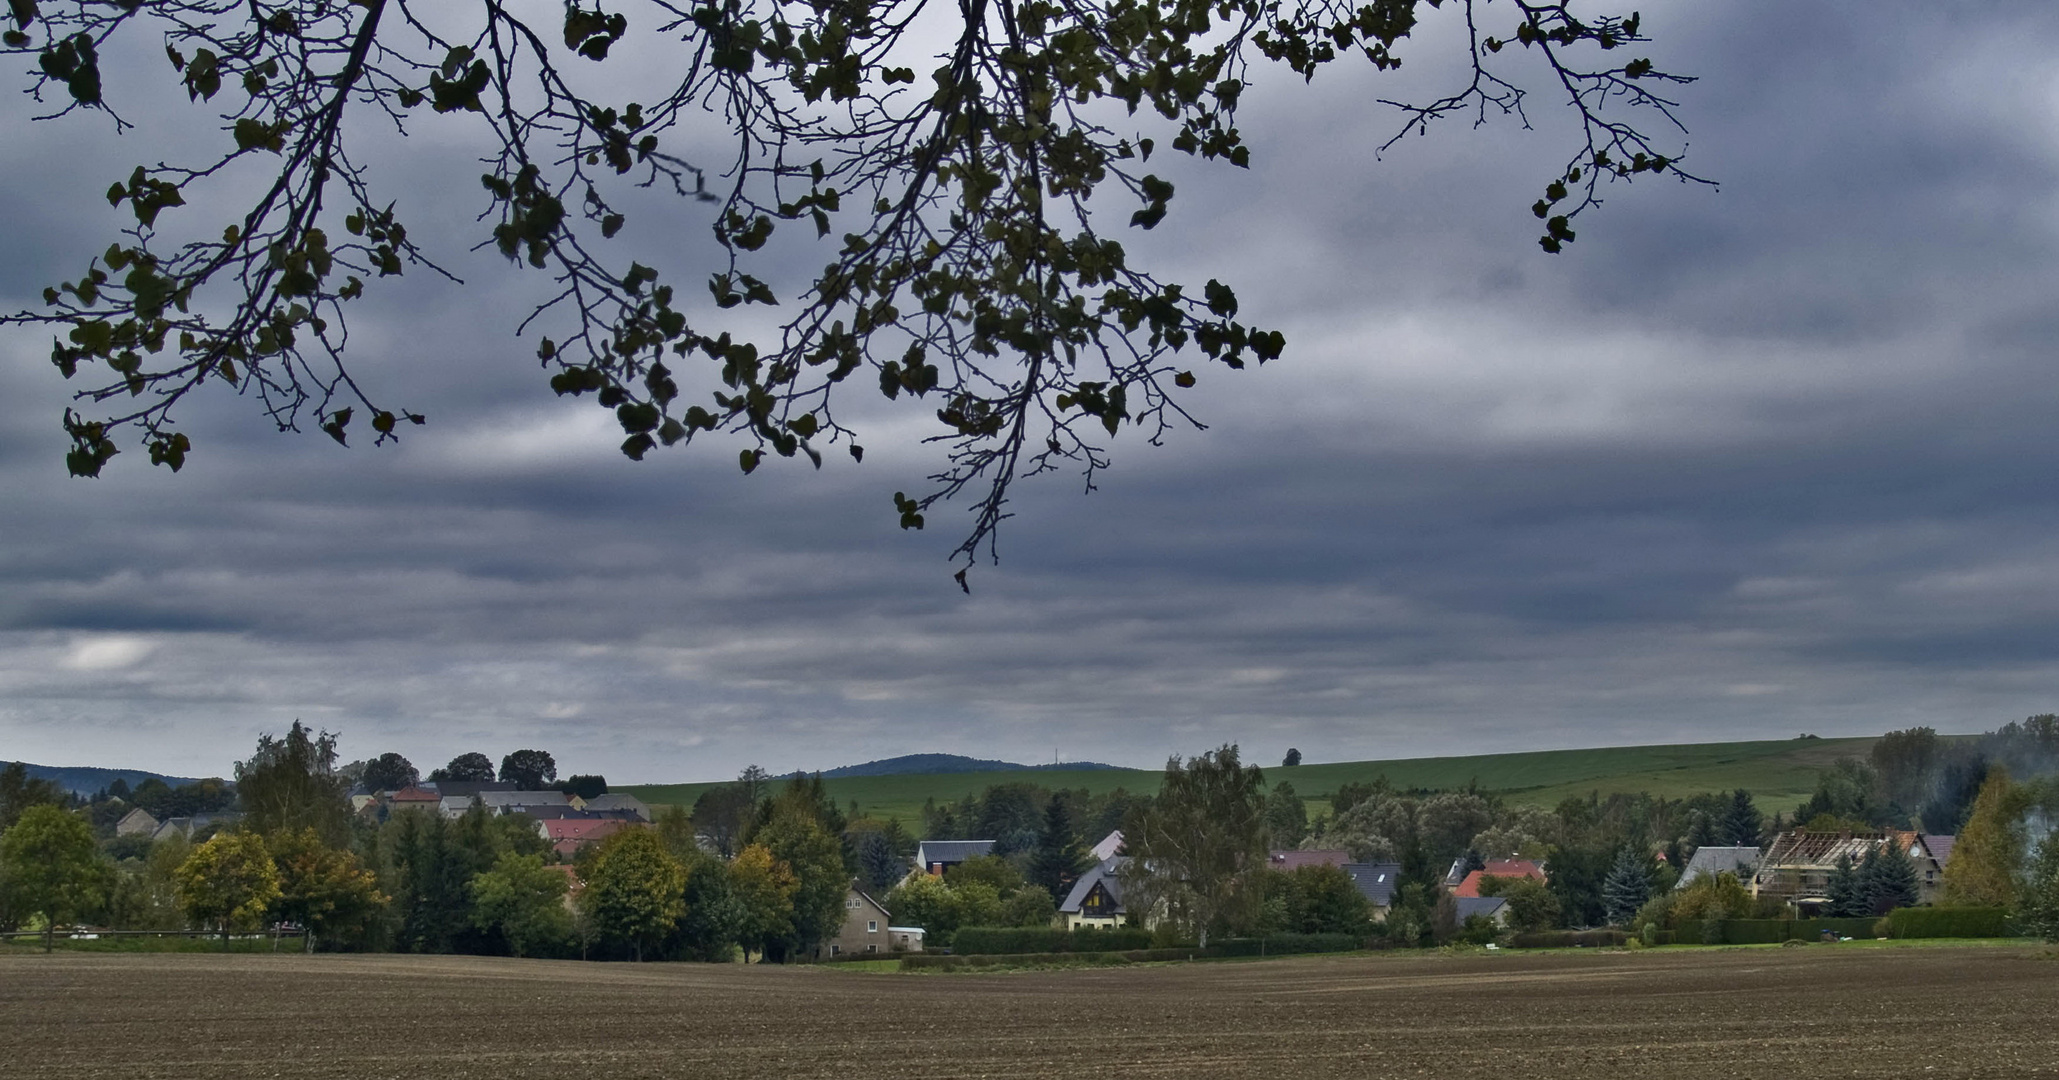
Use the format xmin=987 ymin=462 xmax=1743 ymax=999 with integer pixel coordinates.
xmin=621 ymin=735 xmax=1883 ymax=827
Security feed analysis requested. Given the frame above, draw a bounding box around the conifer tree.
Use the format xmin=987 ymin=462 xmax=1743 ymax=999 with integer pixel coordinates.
xmin=1601 ymin=846 xmax=1650 ymax=926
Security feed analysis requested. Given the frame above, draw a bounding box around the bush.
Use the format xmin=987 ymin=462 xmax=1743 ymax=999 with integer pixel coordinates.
xmin=947 ymin=926 xmax=1155 ymax=955
xmin=1882 ymin=907 xmax=2013 ymax=939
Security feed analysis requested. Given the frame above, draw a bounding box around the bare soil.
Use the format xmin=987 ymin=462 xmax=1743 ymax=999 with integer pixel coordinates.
xmin=3 ymin=944 xmax=2056 ymax=1078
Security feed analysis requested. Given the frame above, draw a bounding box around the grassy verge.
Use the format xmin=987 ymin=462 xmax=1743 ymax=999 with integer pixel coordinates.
xmin=0 ymin=934 xmax=303 ymax=954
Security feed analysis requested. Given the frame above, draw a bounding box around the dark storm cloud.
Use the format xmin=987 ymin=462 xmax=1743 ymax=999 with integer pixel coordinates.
xmin=4 ymin=1 xmax=2058 ymax=780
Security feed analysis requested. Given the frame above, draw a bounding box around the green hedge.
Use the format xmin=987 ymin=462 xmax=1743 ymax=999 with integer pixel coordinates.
xmin=1509 ymin=930 xmax=1628 ymax=948
xmin=947 ymin=926 xmax=1156 ymax=955
xmin=1669 ymin=918 xmax=1878 ymax=945
xmin=1882 ymin=907 xmax=2013 ymax=939
xmin=1209 ymin=933 xmax=1364 ymax=957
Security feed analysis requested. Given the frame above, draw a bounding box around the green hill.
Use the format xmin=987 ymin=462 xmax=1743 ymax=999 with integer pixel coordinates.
xmin=619 ymin=735 xmax=1888 ymax=831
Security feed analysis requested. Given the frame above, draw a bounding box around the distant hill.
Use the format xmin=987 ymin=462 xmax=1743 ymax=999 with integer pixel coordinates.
xmin=821 ymin=753 xmax=1124 ymax=778
xmin=621 ymin=735 xmax=1895 ymax=833
xmin=8 ymin=762 xmax=206 ymax=797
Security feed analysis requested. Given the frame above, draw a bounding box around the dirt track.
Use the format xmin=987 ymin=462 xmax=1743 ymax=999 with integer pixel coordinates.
xmin=2 ymin=944 xmax=2055 ymax=1078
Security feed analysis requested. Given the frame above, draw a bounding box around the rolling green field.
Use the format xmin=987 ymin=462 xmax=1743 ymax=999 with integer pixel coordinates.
xmin=620 ymin=734 xmax=1887 ymax=830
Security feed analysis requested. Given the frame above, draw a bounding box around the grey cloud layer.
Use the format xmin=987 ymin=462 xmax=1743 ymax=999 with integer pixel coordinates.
xmin=3 ymin=1 xmax=2056 ymax=781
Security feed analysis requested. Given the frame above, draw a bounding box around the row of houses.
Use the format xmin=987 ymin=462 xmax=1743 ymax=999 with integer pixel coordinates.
xmin=1049 ymin=848 xmax=1542 ymax=933
xmin=357 ymin=784 xmax=653 ymax=823
xmin=1677 ymin=830 xmax=1956 ymax=911
xmin=113 ymin=808 xmax=243 ymax=843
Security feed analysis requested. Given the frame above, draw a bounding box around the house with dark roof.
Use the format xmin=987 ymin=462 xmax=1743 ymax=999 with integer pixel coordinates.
xmin=1059 ymin=857 xmax=1130 ymax=930
xmin=1089 ymin=830 xmax=1124 ymax=861
xmin=914 ymin=839 xmax=995 ymax=876
xmin=1455 ymin=896 xmax=1510 ymax=928
xmin=582 ymin=794 xmax=652 ymax=822
xmin=1675 ymin=845 xmax=1762 ymax=890
xmin=1342 ymin=862 xmax=1404 ymax=912
xmin=149 ymin=811 xmax=242 ymax=842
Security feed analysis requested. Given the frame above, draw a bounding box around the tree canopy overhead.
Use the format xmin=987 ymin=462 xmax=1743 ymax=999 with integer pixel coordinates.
xmin=3 ymin=0 xmax=1703 ymax=567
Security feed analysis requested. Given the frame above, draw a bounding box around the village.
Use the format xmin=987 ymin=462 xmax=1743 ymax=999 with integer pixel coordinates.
xmin=5 ymin=720 xmax=2052 ymax=962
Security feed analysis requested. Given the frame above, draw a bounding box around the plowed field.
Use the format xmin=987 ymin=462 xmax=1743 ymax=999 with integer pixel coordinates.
xmin=2 ymin=944 xmax=2054 ymax=1078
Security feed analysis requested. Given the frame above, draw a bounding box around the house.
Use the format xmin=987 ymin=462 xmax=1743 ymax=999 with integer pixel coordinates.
xmin=1752 ymin=830 xmax=1947 ymax=909
xmin=1452 ymin=859 xmax=1547 ymax=898
xmin=582 ymin=794 xmax=652 ymax=822
xmin=1089 ymin=830 xmax=1125 ymax=861
xmin=540 ymin=817 xmax=631 ymax=859
xmin=1059 ymin=857 xmax=1129 ymax=929
xmin=150 ymin=811 xmax=241 ymax=842
xmin=473 ymin=790 xmax=573 ymax=816
xmin=114 ymin=807 xmax=160 ymax=838
xmin=824 ymin=887 xmax=905 ymax=957
xmin=385 ymin=785 xmax=443 ymax=816
xmin=1921 ymin=835 xmax=1956 ymax=897
xmin=1675 ymin=845 xmax=1761 ymax=890
xmin=914 ymin=839 xmax=995 ymax=876
xmin=439 ymin=795 xmax=481 ymax=820
xmin=1455 ymin=896 xmax=1510 ymax=928
xmin=1342 ymin=862 xmax=1404 ymax=913
xmin=1268 ymin=849 xmax=1350 ymax=872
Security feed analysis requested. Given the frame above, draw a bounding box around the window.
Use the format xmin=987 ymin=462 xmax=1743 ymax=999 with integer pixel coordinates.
xmin=848 ymin=898 xmax=862 ymax=909
xmin=868 ymin=920 xmax=878 ymax=932
xmin=867 ymin=944 xmax=878 ymax=953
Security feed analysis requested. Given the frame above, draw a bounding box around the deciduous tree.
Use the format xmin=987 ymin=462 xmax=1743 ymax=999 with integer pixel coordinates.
xmin=359 ymin=753 xmax=419 ymax=794
xmin=235 ymin=722 xmax=351 ymax=846
xmin=0 ymin=805 xmax=105 ymax=951
xmin=175 ymin=831 xmax=283 ymax=946
xmin=270 ymin=827 xmax=387 ymax=951
xmin=469 ymin=851 xmax=573 ymax=958
xmin=429 ymin=753 xmax=496 ymax=784
xmin=1944 ymin=768 xmax=2027 ymax=907
xmin=579 ymin=828 xmax=685 ymax=961
xmin=1264 ymin=782 xmax=1309 ymax=849
xmin=2020 ymin=835 xmax=2059 ymax=944
xmin=755 ymin=806 xmax=849 ymax=959
xmin=498 ymin=750 xmax=559 ymax=792
xmin=0 ymin=763 xmax=66 ymax=832
xmin=3 ymin=0 xmax=1702 ymax=564
xmin=728 ymin=842 xmax=797 ymax=962
xmin=1119 ymin=744 xmax=1267 ymax=947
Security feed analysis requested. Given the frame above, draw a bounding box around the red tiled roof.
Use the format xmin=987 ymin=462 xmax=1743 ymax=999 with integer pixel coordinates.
xmin=389 ymin=785 xmax=441 ymax=803
xmin=542 ymin=818 xmax=630 ymax=842
xmin=1454 ymin=861 xmax=1547 ymax=898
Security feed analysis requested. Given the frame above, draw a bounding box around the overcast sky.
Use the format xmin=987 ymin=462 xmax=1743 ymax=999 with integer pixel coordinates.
xmin=4 ymin=1 xmax=2057 ymax=784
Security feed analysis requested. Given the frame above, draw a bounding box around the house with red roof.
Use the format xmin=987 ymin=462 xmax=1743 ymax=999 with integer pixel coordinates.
xmin=1452 ymin=859 xmax=1547 ymax=898
xmin=541 ymin=817 xmax=633 ymax=859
